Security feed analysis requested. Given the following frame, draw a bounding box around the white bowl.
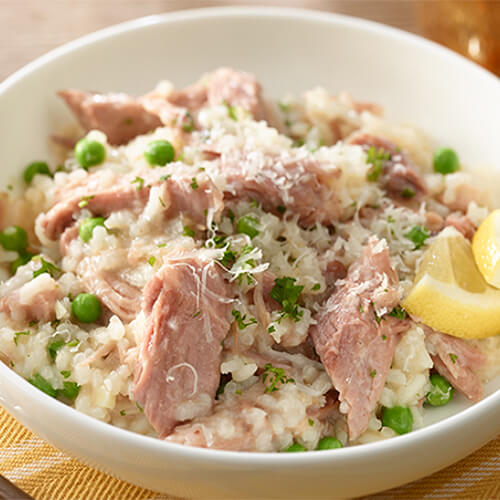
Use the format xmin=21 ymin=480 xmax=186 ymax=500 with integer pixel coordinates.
xmin=0 ymin=7 xmax=499 ymax=499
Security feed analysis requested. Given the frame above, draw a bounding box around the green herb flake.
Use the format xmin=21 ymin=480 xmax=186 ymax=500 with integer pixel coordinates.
xmin=78 ymin=195 xmax=95 ymax=208
xmin=157 ymin=243 xmax=166 ymax=248
xmin=366 ymin=146 xmax=391 ymax=182
xmin=388 ymin=306 xmax=409 ymax=320
xmin=249 ymin=198 xmax=259 ymax=208
xmin=382 ymin=334 xmax=387 ymax=340
xmin=147 ymin=256 xmax=156 ymax=267
xmin=387 ymin=215 xmax=395 ymax=223
xmin=237 ymin=215 xmax=260 ymax=238
xmin=120 ymin=410 xmax=127 ymax=416
xmin=136 ymin=402 xmax=144 ymax=413
xmin=160 ymin=174 xmax=171 ymax=181
xmin=401 ymin=187 xmax=416 ymax=199
xmin=360 ymin=305 xmax=365 ymax=313
xmin=60 ymin=381 xmax=80 ymax=401
xmin=226 ymin=209 xmax=235 ymax=223
xmin=277 ymin=205 xmax=286 ymax=214
xmin=224 ymin=100 xmax=238 ymax=121
xmin=183 ymin=226 xmax=195 ymax=238
xmin=191 ymin=177 xmax=199 ymax=190
xmin=28 ymin=373 xmax=58 ymax=398
xmin=235 ymin=389 xmax=242 ymax=395
xmin=278 ymin=101 xmax=289 ymax=112
xmin=60 ymin=370 xmax=71 ymax=379
xmin=66 ymin=339 xmax=79 ymax=348
xmin=32 ymin=257 xmax=62 ymax=279
xmin=193 ymin=310 xmax=201 ymax=318
xmin=131 ymin=176 xmax=144 ymax=190
xmin=13 ymin=330 xmax=30 ymax=346
xmin=308 ymin=418 xmax=314 ymax=427
xmin=158 ymin=196 xmax=166 ymax=208
xmin=268 ymin=325 xmax=276 ymax=333
xmin=449 ymin=353 xmax=458 ymax=364
xmin=48 ymin=339 xmax=65 ymax=361
xmin=231 ymin=310 xmax=257 ymax=330
xmin=270 ymin=277 xmax=304 ymax=323
xmin=182 ymin=111 xmax=195 ymax=132
xmin=370 ymin=369 xmax=377 ymax=378
xmin=262 ymin=363 xmax=294 ymax=393
xmin=220 ymin=247 xmax=237 ymax=267
xmin=312 ymin=283 xmax=321 ymax=291
xmin=404 ymin=225 xmax=430 ymax=250
xmin=374 ymin=311 xmax=382 ymax=325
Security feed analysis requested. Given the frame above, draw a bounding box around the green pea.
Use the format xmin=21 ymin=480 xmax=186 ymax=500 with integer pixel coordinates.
xmin=283 ymin=442 xmax=307 ymax=452
xmin=426 ymin=374 xmax=454 ymax=406
xmin=317 ymin=436 xmax=343 ymax=450
xmin=79 ymin=217 xmax=106 ymax=243
xmin=433 ymin=147 xmax=460 ymax=174
xmin=0 ymin=226 xmax=28 ymax=252
xmin=71 ymin=293 xmax=102 ymax=323
xmin=11 ymin=251 xmax=35 ymax=274
xmin=237 ymin=215 xmax=260 ymax=238
xmin=75 ymin=138 xmax=106 ymax=169
xmin=144 ymin=140 xmax=175 ymax=166
xmin=381 ymin=406 xmax=413 ymax=435
xmin=23 ymin=161 xmax=52 ymax=184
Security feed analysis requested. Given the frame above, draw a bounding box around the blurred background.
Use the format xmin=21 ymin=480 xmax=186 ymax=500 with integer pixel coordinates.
xmin=1 ymin=0 xmax=499 ymax=80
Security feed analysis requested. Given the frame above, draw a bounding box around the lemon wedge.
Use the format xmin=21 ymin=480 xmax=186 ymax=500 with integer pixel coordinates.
xmin=472 ymin=209 xmax=500 ymax=288
xmin=402 ymin=226 xmax=500 ymax=339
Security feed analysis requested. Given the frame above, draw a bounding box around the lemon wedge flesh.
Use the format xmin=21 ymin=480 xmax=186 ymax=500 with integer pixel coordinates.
xmin=402 ymin=226 xmax=500 ymax=339
xmin=472 ymin=209 xmax=500 ymax=288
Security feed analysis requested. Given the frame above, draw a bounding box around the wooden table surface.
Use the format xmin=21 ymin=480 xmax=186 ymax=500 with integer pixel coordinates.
xmin=0 ymin=0 xmax=420 ymax=82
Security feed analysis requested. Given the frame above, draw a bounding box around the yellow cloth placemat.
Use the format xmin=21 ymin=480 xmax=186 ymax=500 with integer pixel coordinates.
xmin=0 ymin=406 xmax=499 ymax=500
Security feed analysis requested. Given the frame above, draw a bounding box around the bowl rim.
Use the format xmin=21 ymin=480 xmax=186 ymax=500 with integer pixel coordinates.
xmin=0 ymin=5 xmax=499 ymax=468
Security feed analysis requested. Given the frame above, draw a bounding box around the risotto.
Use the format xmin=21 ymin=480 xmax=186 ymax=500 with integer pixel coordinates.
xmin=0 ymin=68 xmax=499 ymax=452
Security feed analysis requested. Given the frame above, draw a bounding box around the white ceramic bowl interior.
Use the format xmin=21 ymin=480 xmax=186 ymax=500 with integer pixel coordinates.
xmin=0 ymin=7 xmax=499 ymax=499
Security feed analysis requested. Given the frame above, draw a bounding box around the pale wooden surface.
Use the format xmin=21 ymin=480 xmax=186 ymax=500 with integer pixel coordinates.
xmin=0 ymin=0 xmax=419 ymax=82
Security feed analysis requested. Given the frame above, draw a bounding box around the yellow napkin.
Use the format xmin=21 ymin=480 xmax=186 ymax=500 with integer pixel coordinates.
xmin=0 ymin=406 xmax=498 ymax=499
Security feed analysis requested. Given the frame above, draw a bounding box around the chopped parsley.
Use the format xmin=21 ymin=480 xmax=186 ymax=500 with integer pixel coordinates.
xmin=224 ymin=100 xmax=238 ymax=121
xmin=262 ymin=363 xmax=294 ymax=393
xmin=28 ymin=374 xmax=58 ymax=398
xmin=13 ymin=330 xmax=30 ymax=346
xmin=182 ymin=111 xmax=195 ymax=132
xmin=59 ymin=381 xmax=80 ymax=401
xmin=148 ymin=256 xmax=156 ymax=267
xmin=270 ymin=277 xmax=304 ymax=323
xmin=219 ymin=247 xmax=237 ymax=267
xmin=449 ymin=353 xmax=458 ymax=364
xmin=131 ymin=176 xmax=144 ymax=190
xmin=66 ymin=339 xmax=79 ymax=348
xmin=231 ymin=310 xmax=257 ymax=330
xmin=193 ymin=310 xmax=201 ymax=318
xmin=226 ymin=209 xmax=235 ymax=223
xmin=191 ymin=177 xmax=199 ymax=190
xmin=292 ymin=138 xmax=305 ymax=148
xmin=401 ymin=187 xmax=416 ymax=199
xmin=157 ymin=243 xmax=166 ymax=248
xmin=277 ymin=205 xmax=286 ymax=214
xmin=160 ymin=174 xmax=171 ymax=181
xmin=373 ymin=310 xmax=382 ymax=325
xmin=312 ymin=283 xmax=321 ymax=291
xmin=249 ymin=198 xmax=260 ymax=208
xmin=158 ymin=196 xmax=166 ymax=208
xmin=78 ymin=195 xmax=95 ymax=208
xmin=382 ymin=335 xmax=387 ymax=341
xmin=235 ymin=389 xmax=242 ymax=395
xmin=388 ymin=306 xmax=409 ymax=320
xmin=32 ymin=257 xmax=61 ymax=279
xmin=183 ymin=226 xmax=195 ymax=238
xmin=48 ymin=339 xmax=65 ymax=361
xmin=120 ymin=410 xmax=127 ymax=416
xmin=136 ymin=402 xmax=144 ymax=413
xmin=268 ymin=325 xmax=276 ymax=333
xmin=387 ymin=215 xmax=395 ymax=223
xmin=404 ymin=225 xmax=430 ymax=250
xmin=308 ymin=418 xmax=314 ymax=427
xmin=366 ymin=146 xmax=391 ymax=182
xmin=359 ymin=305 xmax=365 ymax=313
xmin=60 ymin=370 xmax=71 ymax=379
xmin=370 ymin=369 xmax=377 ymax=378
xmin=237 ymin=215 xmax=260 ymax=238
